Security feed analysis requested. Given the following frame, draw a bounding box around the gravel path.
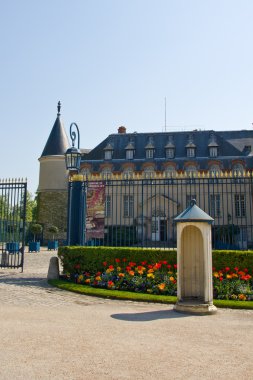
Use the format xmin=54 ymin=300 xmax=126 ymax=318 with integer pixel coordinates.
xmin=0 ymin=248 xmax=252 ymax=380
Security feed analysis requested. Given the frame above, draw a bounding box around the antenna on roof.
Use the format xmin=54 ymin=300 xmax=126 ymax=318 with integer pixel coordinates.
xmin=164 ymin=97 xmax=168 ymax=132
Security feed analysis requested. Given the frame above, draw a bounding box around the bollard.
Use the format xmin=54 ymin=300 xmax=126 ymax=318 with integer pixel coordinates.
xmin=47 ymin=256 xmax=60 ymax=280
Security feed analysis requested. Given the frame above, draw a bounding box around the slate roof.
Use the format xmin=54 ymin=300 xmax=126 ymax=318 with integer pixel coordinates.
xmin=41 ymin=106 xmax=69 ymax=157
xmin=174 ymin=199 xmax=214 ymax=223
xmin=81 ymin=129 xmax=253 ymax=172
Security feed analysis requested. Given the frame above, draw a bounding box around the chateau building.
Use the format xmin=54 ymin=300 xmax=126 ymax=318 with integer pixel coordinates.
xmin=37 ymin=103 xmax=253 ymax=248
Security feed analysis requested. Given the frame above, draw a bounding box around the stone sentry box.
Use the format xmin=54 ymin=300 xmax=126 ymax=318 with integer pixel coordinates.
xmin=173 ymin=199 xmax=217 ymax=314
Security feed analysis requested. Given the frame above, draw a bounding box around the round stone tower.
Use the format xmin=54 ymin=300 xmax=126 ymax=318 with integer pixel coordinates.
xmin=37 ymin=102 xmax=69 ymax=242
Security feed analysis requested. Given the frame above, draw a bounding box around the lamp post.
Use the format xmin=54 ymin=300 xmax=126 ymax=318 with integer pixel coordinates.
xmin=65 ymin=123 xmax=85 ymax=246
xmin=65 ymin=123 xmax=81 ymax=171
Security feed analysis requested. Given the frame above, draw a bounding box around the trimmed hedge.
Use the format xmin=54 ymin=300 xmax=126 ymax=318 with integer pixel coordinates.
xmin=58 ymin=246 xmax=253 ymax=275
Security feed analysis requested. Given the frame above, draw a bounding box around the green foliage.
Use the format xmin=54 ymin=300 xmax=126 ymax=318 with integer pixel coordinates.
xmin=48 ymin=279 xmax=253 ymax=310
xmin=48 ymin=225 xmax=59 ymax=240
xmin=26 ymin=192 xmax=37 ymax=222
xmin=58 ymin=246 xmax=177 ymax=274
xmin=58 ymin=246 xmax=253 ymax=278
xmin=212 ymin=250 xmax=253 ymax=270
xmin=30 ymin=223 xmax=42 ymax=242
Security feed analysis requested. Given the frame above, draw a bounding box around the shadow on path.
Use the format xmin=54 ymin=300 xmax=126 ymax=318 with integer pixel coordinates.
xmin=0 ymin=276 xmax=51 ymax=289
xmin=111 ymin=309 xmax=193 ymax=322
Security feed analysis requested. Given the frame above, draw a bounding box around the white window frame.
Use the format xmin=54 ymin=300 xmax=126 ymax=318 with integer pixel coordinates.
xmin=234 ymin=194 xmax=246 ymax=218
xmin=123 ymin=195 xmax=134 ymax=217
xmin=187 ymin=148 xmax=195 ymax=158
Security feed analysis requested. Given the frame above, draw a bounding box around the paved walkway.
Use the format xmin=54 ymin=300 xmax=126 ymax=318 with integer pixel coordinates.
xmin=0 ymin=248 xmax=253 ymax=380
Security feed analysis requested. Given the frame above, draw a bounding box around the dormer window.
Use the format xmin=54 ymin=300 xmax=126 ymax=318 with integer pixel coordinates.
xmin=208 ymin=133 xmax=219 ymax=158
xmin=166 ymin=148 xmax=175 ymax=159
xmin=126 ymin=150 xmax=134 ymax=159
xmin=185 ymin=134 xmax=196 ymax=158
xmin=165 ymin=135 xmax=175 ymax=159
xmin=105 ymin=150 xmax=113 ymax=160
xmin=187 ymin=147 xmax=195 ymax=158
xmin=146 ymin=149 xmax=154 ymax=159
xmin=104 ymin=142 xmax=113 ymax=160
xmin=209 ymin=147 xmax=218 ymax=157
xmin=145 ymin=136 xmax=155 ymax=159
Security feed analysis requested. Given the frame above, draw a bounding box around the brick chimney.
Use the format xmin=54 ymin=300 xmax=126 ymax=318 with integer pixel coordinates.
xmin=118 ymin=126 xmax=126 ymax=134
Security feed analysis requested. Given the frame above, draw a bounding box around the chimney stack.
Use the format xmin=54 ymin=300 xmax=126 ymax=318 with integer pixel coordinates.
xmin=118 ymin=126 xmax=126 ymax=134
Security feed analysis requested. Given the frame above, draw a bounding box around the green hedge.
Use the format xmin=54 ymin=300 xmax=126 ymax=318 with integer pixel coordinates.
xmin=58 ymin=246 xmax=253 ymax=275
xmin=58 ymin=246 xmax=177 ymax=274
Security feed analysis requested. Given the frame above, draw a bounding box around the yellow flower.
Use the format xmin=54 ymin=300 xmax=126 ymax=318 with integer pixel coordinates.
xmin=226 ymin=274 xmax=232 ymax=279
xmin=117 ymin=266 xmax=121 ymax=271
xmin=213 ymin=272 xmax=219 ymax=278
xmin=147 ymin=273 xmax=154 ymax=279
xmin=169 ymin=276 xmax=175 ymax=282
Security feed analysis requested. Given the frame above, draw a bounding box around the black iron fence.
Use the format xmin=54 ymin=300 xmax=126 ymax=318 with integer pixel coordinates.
xmin=0 ymin=179 xmax=27 ymax=270
xmin=73 ymin=172 xmax=253 ymax=249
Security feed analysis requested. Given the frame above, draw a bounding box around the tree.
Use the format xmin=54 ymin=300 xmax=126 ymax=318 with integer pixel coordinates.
xmin=48 ymin=225 xmax=59 ymax=241
xmin=30 ymin=223 xmax=42 ymax=242
xmin=26 ymin=192 xmax=37 ymax=222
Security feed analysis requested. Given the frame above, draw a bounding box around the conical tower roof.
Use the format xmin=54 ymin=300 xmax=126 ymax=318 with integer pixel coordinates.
xmin=41 ymin=101 xmax=69 ymax=157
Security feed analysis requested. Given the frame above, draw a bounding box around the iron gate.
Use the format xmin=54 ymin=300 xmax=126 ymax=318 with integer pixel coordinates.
xmin=0 ymin=179 xmax=27 ymax=270
xmin=67 ymin=172 xmax=253 ymax=249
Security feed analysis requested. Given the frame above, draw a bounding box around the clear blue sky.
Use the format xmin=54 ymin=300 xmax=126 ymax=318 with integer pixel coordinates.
xmin=1 ymin=0 xmax=253 ymax=195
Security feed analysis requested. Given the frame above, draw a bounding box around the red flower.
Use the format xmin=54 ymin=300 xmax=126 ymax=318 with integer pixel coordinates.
xmin=167 ymin=264 xmax=172 ymax=269
xmin=103 ymin=261 xmax=107 ymax=267
xmin=225 ymin=267 xmax=230 ymax=272
xmin=244 ymin=268 xmax=249 ymax=273
xmin=108 ymin=265 xmax=114 ymax=270
xmin=115 ymin=258 xmax=121 ymax=263
xmin=219 ymin=277 xmax=223 ymax=282
xmin=148 ymin=264 xmax=153 ymax=269
xmin=174 ymin=264 xmax=178 ymax=269
xmin=162 ymin=260 xmax=167 ymax=265
xmin=234 ymin=267 xmax=239 ymax=272
xmin=141 ymin=261 xmax=147 ymax=266
xmin=126 ymin=266 xmax=131 ymax=271
xmin=75 ymin=264 xmax=81 ymax=269
xmin=96 ymin=271 xmax=101 ymax=276
xmin=122 ymin=258 xmax=127 ymax=262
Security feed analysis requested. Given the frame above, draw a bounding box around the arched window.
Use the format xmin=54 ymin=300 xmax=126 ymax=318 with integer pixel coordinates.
xmin=232 ymin=163 xmax=244 ymax=176
xmin=123 ymin=167 xmax=134 ymax=179
xmin=209 ymin=164 xmax=221 ymax=176
xmin=144 ymin=166 xmax=155 ymax=179
xmin=164 ymin=166 xmax=176 ymax=178
xmin=101 ymin=168 xmax=112 ymax=179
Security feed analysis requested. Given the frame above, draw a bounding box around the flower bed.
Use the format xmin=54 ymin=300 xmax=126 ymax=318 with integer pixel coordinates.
xmin=63 ymin=259 xmax=253 ymax=301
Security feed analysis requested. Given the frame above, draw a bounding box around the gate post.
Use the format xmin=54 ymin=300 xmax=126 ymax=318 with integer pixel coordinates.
xmin=173 ymin=199 xmax=217 ymax=314
xmin=67 ymin=178 xmax=86 ymax=246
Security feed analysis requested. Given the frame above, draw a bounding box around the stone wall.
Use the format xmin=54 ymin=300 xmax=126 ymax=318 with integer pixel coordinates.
xmin=37 ymin=191 xmax=68 ymax=242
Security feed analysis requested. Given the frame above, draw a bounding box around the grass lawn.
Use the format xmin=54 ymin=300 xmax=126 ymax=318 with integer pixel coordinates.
xmin=48 ymin=279 xmax=253 ymax=310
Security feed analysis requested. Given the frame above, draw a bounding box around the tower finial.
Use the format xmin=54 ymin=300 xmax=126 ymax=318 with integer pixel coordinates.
xmin=57 ymin=101 xmax=61 ymax=116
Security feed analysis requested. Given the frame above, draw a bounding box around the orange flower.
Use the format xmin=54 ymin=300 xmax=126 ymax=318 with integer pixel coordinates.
xmin=95 ymin=276 xmax=101 ymax=281
xmin=85 ymin=279 xmax=91 ymax=284
xmin=169 ymin=276 xmax=175 ymax=282
xmin=128 ymin=270 xmax=135 ymax=276
xmin=158 ymin=283 xmax=166 ymax=290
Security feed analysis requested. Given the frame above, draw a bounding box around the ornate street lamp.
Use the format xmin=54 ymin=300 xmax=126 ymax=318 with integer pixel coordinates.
xmin=65 ymin=122 xmax=81 ymax=171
